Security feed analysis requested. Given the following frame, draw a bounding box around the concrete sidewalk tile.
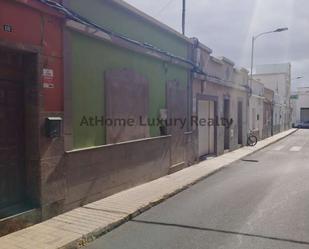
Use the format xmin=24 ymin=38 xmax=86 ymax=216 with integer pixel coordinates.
xmin=77 ymin=208 xmax=126 ymax=221
xmin=0 ymin=129 xmax=296 ymax=249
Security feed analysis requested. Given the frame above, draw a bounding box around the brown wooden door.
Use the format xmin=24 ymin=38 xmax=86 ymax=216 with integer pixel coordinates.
xmin=0 ymin=50 xmax=25 ymax=209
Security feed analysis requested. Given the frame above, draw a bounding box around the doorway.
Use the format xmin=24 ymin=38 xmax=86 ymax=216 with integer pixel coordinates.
xmin=237 ymin=100 xmax=243 ymax=145
xmin=0 ymin=48 xmax=26 ymax=211
xmin=198 ymin=99 xmax=216 ymax=157
xmin=300 ymin=108 xmax=309 ymax=122
xmin=167 ymin=80 xmax=187 ymax=168
xmin=223 ymin=98 xmax=230 ymax=150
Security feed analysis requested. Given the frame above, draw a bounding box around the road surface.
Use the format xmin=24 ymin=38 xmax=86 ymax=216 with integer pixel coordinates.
xmin=85 ymin=129 xmax=309 ymax=249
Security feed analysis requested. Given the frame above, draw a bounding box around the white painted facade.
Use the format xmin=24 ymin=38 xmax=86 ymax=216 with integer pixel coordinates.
xmin=291 ymin=87 xmax=309 ymax=124
xmin=253 ymin=63 xmax=292 ymax=132
xmin=273 ymin=94 xmax=285 ymax=133
xmin=249 ymin=79 xmax=264 ymax=139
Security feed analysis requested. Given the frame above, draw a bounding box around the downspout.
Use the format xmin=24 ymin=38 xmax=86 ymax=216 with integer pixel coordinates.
xmin=271 ymin=99 xmax=274 ymax=136
xmin=189 ymin=38 xmax=199 ymax=162
xmin=246 ymin=82 xmax=250 ymax=145
xmin=186 ymin=40 xmax=193 ymax=163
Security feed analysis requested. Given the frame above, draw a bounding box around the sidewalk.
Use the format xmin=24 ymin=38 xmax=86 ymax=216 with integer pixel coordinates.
xmin=1 ymin=129 xmax=297 ymax=249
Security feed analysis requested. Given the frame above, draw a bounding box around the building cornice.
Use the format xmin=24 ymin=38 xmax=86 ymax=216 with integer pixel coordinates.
xmin=65 ymin=20 xmax=192 ymax=69
xmin=108 ymin=0 xmax=193 ymax=44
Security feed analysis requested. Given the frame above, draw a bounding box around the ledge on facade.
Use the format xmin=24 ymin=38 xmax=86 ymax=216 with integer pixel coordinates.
xmin=191 ymin=38 xmax=213 ymax=54
xmin=66 ymin=135 xmax=172 ymax=154
xmin=65 ymin=20 xmax=192 ymax=70
xmin=251 ymin=94 xmax=265 ymax=99
xmin=210 ymin=56 xmax=224 ymax=65
xmin=218 ymin=56 xmax=235 ymax=66
xmin=240 ymin=67 xmax=249 ymax=74
xmin=109 ymin=0 xmax=193 ymax=44
xmin=193 ymin=73 xmax=248 ymax=92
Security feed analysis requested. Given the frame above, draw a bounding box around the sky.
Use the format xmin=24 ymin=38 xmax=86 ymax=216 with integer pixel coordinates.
xmin=124 ymin=0 xmax=309 ymax=90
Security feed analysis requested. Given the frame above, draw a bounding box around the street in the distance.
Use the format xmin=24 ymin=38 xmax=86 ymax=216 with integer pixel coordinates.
xmin=85 ymin=129 xmax=309 ymax=249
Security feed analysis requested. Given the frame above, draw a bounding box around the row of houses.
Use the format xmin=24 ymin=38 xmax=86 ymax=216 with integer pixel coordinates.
xmin=253 ymin=63 xmax=292 ymax=134
xmin=0 ymin=0 xmax=291 ymax=235
xmin=250 ymin=62 xmax=292 ymax=141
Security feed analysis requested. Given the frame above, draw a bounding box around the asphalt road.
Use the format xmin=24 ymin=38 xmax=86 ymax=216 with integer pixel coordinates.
xmin=85 ymin=129 xmax=309 ymax=249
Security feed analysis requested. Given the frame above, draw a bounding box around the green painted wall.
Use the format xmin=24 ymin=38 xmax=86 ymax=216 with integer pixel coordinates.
xmin=71 ymin=31 xmax=188 ymax=149
xmin=67 ymin=0 xmax=191 ymax=149
xmin=68 ymin=0 xmax=188 ymax=59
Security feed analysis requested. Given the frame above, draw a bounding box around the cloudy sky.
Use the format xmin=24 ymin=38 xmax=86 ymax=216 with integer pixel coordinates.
xmin=125 ymin=0 xmax=309 ymax=90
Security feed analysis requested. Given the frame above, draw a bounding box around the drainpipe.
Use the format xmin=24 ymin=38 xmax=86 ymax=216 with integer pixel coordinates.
xmin=245 ymin=81 xmax=251 ymax=143
xmin=271 ymin=100 xmax=274 ymax=136
xmin=189 ymin=38 xmax=199 ymax=161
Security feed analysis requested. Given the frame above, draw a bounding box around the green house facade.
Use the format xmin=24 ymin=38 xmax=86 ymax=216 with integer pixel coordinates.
xmin=60 ymin=0 xmax=195 ymax=212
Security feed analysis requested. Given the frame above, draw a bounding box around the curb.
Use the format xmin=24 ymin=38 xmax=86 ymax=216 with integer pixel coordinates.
xmin=63 ymin=166 xmax=227 ymax=249
xmin=72 ymin=129 xmax=297 ymax=249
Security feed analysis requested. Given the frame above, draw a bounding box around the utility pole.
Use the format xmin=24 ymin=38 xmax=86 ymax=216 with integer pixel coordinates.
xmin=182 ymin=0 xmax=186 ymax=35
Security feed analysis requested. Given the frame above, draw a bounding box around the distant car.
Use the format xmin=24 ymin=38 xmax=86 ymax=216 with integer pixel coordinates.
xmin=295 ymin=120 xmax=309 ymax=129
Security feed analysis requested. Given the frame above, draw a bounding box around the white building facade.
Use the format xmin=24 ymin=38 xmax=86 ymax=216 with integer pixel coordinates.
xmin=291 ymin=87 xmax=309 ymax=125
xmin=249 ymin=79 xmax=264 ymax=139
xmin=253 ymin=63 xmax=292 ymax=133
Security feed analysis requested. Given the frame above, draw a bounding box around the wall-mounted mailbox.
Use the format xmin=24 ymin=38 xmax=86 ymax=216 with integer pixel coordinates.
xmin=45 ymin=117 xmax=62 ymax=138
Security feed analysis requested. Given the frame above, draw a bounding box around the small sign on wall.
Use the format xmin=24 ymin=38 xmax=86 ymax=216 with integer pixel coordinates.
xmin=43 ymin=83 xmax=55 ymax=89
xmin=42 ymin=69 xmax=55 ymax=89
xmin=3 ymin=24 xmax=13 ymax=33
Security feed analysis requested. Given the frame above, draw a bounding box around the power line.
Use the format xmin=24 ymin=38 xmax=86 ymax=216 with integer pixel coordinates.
xmin=37 ymin=0 xmax=193 ymax=65
xmin=37 ymin=0 xmax=241 ymax=87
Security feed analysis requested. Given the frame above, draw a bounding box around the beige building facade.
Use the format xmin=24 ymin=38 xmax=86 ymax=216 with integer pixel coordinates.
xmin=192 ymin=41 xmax=249 ymax=159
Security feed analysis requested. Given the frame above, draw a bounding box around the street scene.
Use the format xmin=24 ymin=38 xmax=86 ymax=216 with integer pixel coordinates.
xmin=85 ymin=130 xmax=309 ymax=249
xmin=0 ymin=0 xmax=308 ymax=248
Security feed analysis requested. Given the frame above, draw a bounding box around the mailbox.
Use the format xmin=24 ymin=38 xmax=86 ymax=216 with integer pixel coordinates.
xmin=45 ymin=117 xmax=62 ymax=138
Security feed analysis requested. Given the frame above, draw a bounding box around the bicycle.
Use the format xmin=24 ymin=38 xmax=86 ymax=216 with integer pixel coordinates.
xmin=247 ymin=130 xmax=258 ymax=146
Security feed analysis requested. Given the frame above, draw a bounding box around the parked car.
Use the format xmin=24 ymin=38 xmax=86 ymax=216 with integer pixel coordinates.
xmin=295 ymin=120 xmax=309 ymax=129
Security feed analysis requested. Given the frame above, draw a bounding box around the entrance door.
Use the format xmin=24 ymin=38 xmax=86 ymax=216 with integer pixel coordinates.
xmin=237 ymin=101 xmax=243 ymax=145
xmin=223 ymin=99 xmax=230 ymax=150
xmin=198 ymin=100 xmax=215 ymax=157
xmin=300 ymin=108 xmax=309 ymax=122
xmin=167 ymin=80 xmax=187 ymax=167
xmin=0 ymin=49 xmax=25 ymax=209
